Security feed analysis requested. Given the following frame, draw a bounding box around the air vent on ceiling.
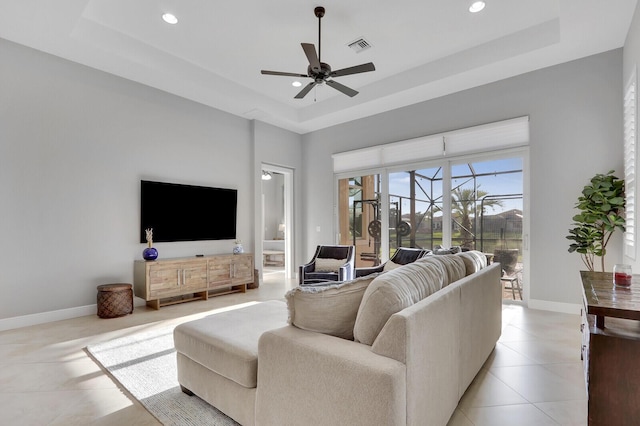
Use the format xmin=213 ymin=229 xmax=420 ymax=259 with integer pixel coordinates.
xmin=348 ymin=37 xmax=372 ymax=53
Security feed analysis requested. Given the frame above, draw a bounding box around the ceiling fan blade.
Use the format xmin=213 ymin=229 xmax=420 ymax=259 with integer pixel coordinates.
xmin=301 ymin=43 xmax=321 ymax=73
xmin=261 ymin=70 xmax=309 ymax=78
xmin=326 ymin=80 xmax=358 ymax=97
xmin=294 ymin=81 xmax=316 ymax=99
xmin=330 ymin=62 xmax=376 ymax=77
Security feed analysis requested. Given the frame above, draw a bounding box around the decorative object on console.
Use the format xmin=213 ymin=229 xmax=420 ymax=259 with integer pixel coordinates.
xmin=613 ymin=263 xmax=632 ymax=287
xmin=233 ymin=239 xmax=244 ymax=254
xmin=142 ymin=228 xmax=159 ymax=261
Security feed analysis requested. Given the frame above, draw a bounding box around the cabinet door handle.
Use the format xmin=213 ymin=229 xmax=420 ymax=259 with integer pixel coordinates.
xmin=182 ymin=269 xmax=186 ymax=285
xmin=580 ymin=323 xmax=584 ymax=332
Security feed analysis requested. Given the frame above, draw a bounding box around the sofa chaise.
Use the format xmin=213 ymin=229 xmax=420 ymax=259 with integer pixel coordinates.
xmin=173 ymin=250 xmax=501 ymax=425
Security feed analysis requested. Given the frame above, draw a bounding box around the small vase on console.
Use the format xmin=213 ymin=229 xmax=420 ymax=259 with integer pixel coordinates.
xmin=143 ymin=228 xmax=159 ymax=261
xmin=233 ymin=239 xmax=244 ymax=255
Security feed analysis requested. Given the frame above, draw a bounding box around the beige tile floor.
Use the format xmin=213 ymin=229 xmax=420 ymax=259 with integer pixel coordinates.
xmin=0 ymin=271 xmax=586 ymax=425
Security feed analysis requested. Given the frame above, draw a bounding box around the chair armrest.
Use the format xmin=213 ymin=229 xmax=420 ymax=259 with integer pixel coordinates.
xmin=338 ymin=263 xmax=354 ymax=281
xmin=355 ymin=265 xmax=385 ymax=277
xmin=256 ymin=326 xmax=406 ymax=426
xmin=299 ymin=261 xmax=316 ymax=284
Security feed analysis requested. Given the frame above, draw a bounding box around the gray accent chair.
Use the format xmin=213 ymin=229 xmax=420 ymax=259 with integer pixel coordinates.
xmin=299 ymin=245 xmax=355 ymax=285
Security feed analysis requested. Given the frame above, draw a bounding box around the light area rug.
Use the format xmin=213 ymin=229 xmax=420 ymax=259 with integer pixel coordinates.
xmin=86 ymin=325 xmax=239 ymax=426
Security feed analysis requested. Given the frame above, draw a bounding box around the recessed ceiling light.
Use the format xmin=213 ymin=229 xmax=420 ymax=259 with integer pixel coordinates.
xmin=469 ymin=1 xmax=486 ymax=13
xmin=292 ymin=81 xmax=302 ymax=87
xmin=162 ymin=13 xmax=178 ymax=24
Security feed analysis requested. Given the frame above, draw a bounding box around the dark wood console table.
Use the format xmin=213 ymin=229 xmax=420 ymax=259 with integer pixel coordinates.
xmin=580 ymin=271 xmax=640 ymax=425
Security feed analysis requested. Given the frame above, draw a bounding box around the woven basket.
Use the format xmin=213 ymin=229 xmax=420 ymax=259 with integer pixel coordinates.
xmin=97 ymin=283 xmax=133 ymax=318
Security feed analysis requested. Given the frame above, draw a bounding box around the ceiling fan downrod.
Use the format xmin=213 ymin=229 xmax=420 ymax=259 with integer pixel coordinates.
xmin=315 ymin=6 xmax=324 ymax=63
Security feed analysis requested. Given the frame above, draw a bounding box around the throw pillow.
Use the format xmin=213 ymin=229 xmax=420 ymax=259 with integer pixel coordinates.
xmin=353 ymin=260 xmax=444 ymax=346
xmin=315 ymin=257 xmax=347 ymax=272
xmin=456 ymin=250 xmax=488 ymax=275
xmin=382 ymin=260 xmax=402 ymax=272
xmin=285 ymin=273 xmax=381 ymax=340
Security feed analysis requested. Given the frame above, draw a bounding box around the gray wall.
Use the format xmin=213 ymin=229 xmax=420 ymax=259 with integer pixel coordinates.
xmin=0 ymin=29 xmax=628 ymax=320
xmin=0 ymin=38 xmax=301 ymax=320
xmin=252 ymin=120 xmax=304 ymax=273
xmin=302 ymin=49 xmax=623 ymax=308
xmin=262 ymin=173 xmax=284 ymax=240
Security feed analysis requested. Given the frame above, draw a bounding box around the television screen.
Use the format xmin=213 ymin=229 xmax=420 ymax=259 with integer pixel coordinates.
xmin=140 ymin=180 xmax=237 ymax=243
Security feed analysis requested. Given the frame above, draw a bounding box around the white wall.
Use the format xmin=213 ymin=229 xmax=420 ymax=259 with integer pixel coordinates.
xmin=0 ymin=38 xmax=301 ymax=322
xmin=302 ymin=49 xmax=623 ymax=309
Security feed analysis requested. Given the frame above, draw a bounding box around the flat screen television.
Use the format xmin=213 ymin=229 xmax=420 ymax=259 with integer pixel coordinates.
xmin=140 ymin=180 xmax=237 ymax=243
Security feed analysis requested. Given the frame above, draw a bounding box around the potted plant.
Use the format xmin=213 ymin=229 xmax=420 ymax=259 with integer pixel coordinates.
xmin=566 ymin=171 xmax=625 ymax=271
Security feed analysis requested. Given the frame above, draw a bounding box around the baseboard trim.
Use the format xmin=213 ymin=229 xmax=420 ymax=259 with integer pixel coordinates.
xmin=0 ymin=297 xmax=147 ymax=332
xmin=528 ymin=298 xmax=582 ymax=315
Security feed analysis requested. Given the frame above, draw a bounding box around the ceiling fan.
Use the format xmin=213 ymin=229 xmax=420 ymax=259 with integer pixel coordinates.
xmin=261 ymin=6 xmax=375 ymax=99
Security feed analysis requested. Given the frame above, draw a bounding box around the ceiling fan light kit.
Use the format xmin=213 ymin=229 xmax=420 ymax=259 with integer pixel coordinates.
xmin=260 ymin=6 xmax=376 ymax=99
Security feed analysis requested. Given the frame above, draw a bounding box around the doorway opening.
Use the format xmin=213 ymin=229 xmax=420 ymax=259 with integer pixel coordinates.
xmin=261 ymin=165 xmax=294 ymax=280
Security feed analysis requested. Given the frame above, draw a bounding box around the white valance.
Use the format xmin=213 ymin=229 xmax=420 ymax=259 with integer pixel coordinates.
xmin=332 ymin=116 xmax=529 ymax=173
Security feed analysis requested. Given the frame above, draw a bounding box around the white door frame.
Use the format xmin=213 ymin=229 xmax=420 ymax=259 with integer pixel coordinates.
xmin=334 ymin=147 xmax=529 ymax=303
xmin=261 ymin=163 xmax=294 ymax=279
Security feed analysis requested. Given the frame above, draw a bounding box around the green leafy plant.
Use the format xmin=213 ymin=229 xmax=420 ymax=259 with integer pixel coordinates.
xmin=567 ymin=171 xmax=625 ymax=271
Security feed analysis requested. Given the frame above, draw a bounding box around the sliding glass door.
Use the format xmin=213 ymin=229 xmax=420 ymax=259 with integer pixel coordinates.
xmin=337 ymin=153 xmax=524 ymax=302
xmin=451 ymin=158 xmax=524 ymax=301
xmin=388 ymin=167 xmax=444 ymax=255
xmin=338 ymin=174 xmax=382 ymax=267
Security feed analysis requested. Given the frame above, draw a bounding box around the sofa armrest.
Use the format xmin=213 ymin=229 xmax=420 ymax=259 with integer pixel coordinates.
xmin=371 ymin=282 xmax=463 ymax=426
xmin=255 ymin=326 xmax=406 ymax=426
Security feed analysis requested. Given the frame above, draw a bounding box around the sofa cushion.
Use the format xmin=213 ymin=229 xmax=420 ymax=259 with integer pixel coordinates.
xmin=416 ymin=254 xmax=466 ymax=286
xmin=315 ymin=257 xmax=346 ymax=272
xmin=173 ymin=300 xmax=288 ymax=388
xmin=456 ymin=250 xmax=488 ymax=275
xmin=286 ymin=274 xmax=381 ymax=340
xmin=353 ymin=261 xmax=444 ymax=345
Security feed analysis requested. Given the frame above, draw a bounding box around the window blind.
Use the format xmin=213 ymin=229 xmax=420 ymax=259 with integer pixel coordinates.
xmin=332 ymin=116 xmax=529 ymax=173
xmin=624 ymin=70 xmax=637 ymax=260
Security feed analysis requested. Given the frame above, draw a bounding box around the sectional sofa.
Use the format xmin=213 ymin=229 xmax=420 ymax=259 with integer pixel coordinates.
xmin=173 ymin=250 xmax=502 ymax=425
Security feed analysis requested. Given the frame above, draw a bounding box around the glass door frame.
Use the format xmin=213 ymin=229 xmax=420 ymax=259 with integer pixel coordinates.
xmin=334 ymin=147 xmax=530 ymax=303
